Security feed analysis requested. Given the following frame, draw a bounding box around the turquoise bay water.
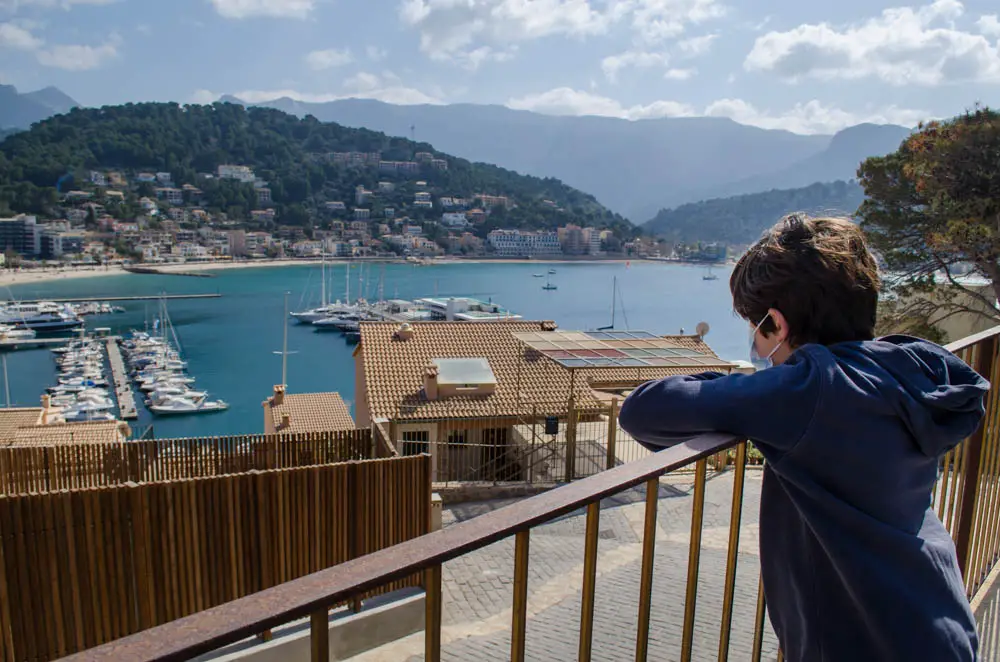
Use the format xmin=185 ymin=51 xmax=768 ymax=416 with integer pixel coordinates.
xmin=5 ymin=261 xmax=744 ymax=439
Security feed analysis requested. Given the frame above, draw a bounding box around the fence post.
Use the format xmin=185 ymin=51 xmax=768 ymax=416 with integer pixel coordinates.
xmin=566 ymin=402 xmax=578 ymax=482
xmin=955 ymin=335 xmax=997 ymax=578
xmin=606 ymin=398 xmax=619 ymax=471
xmin=348 ymin=461 xmax=363 ymax=613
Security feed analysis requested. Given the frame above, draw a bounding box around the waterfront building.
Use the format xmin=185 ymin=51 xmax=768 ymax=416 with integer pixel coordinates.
xmin=0 ymin=214 xmax=39 ymax=256
xmin=487 ymin=229 xmax=562 ymax=257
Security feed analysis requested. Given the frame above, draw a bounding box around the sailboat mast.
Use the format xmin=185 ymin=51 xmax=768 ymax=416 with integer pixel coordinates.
xmin=611 ymin=276 xmax=617 ymax=328
xmin=345 ymin=264 xmax=351 ymax=306
xmin=320 ymin=253 xmax=327 ymax=307
xmin=2 ymin=354 xmax=9 ymax=408
xmin=281 ymin=291 xmax=289 ymax=387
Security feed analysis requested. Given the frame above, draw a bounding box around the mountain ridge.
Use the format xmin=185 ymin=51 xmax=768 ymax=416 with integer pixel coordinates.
xmin=0 ymin=85 xmax=79 ymax=130
xmin=222 ymin=94 xmax=912 ymax=220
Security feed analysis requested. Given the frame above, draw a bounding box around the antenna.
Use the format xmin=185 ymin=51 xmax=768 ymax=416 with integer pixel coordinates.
xmin=598 ymin=276 xmax=617 ymax=331
xmin=272 ymin=291 xmax=298 ymax=387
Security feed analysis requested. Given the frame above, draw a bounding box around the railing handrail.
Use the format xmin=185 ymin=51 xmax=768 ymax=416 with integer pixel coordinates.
xmin=945 ymin=325 xmax=1000 ymax=353
xmin=60 ymin=432 xmax=740 ymax=662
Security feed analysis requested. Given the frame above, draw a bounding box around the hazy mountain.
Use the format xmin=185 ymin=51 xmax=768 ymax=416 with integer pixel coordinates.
xmin=21 ymin=86 xmax=78 ymax=115
xmin=698 ymin=123 xmax=913 ymax=201
xmin=645 ymin=180 xmax=866 ymax=244
xmin=222 ymin=96 xmax=839 ymax=220
xmin=221 ymin=96 xmax=914 ymax=221
xmin=0 ymin=85 xmax=79 ymax=130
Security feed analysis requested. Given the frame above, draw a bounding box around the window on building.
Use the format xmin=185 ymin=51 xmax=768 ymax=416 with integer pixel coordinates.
xmin=446 ymin=430 xmax=468 ymax=445
xmin=401 ymin=430 xmax=429 ymax=456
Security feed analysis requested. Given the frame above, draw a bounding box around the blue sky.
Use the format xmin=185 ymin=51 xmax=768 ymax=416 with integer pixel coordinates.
xmin=0 ymin=0 xmax=998 ymax=134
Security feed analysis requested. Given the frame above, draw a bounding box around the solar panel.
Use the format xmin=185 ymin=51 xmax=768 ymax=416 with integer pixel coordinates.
xmin=512 ymin=331 xmax=727 ymax=369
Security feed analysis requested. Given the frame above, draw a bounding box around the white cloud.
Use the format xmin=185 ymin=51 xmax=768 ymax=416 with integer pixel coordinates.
xmin=305 ymin=48 xmax=353 ymax=70
xmin=0 ymin=22 xmax=42 ymax=50
xmin=704 ymin=98 xmax=929 ymax=134
xmin=36 ymin=39 xmax=117 ymax=70
xmin=601 ymin=50 xmax=669 ymax=82
xmin=507 ymin=87 xmax=695 ymax=119
xmin=676 ymin=33 xmax=716 ymax=57
xmin=208 ymin=0 xmax=314 ymax=19
xmin=0 ymin=21 xmax=118 ymax=70
xmin=366 ymin=45 xmax=387 ymax=61
xmin=626 ymin=0 xmax=726 ymax=44
xmin=979 ymin=15 xmax=1000 ymax=37
xmin=190 ymin=89 xmax=219 ymax=104
xmin=399 ymin=0 xmax=610 ymax=67
xmin=507 ymin=87 xmax=928 ymax=133
xmin=664 ymin=67 xmax=694 ymax=79
xmin=228 ymin=72 xmax=442 ymax=106
xmin=745 ymin=0 xmax=1000 ymax=85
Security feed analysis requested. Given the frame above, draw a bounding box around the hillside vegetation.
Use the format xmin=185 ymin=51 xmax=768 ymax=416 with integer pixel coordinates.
xmin=644 ymin=180 xmax=865 ymax=244
xmin=0 ymin=102 xmax=628 ymax=234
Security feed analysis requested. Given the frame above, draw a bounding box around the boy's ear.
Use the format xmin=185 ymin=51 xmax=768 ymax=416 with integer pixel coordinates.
xmin=768 ymin=307 xmax=790 ymax=343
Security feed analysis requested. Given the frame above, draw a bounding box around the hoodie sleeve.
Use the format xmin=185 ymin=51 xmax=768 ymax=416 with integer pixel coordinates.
xmin=619 ymin=350 xmax=826 ymax=462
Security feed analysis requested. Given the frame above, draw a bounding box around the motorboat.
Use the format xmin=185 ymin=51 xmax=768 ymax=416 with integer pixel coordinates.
xmin=0 ymin=324 xmax=35 ymax=340
xmin=149 ymin=395 xmax=228 ymax=415
xmin=0 ymin=302 xmax=83 ymax=332
xmin=313 ymin=312 xmax=368 ymax=332
xmin=61 ymin=409 xmax=117 ymax=423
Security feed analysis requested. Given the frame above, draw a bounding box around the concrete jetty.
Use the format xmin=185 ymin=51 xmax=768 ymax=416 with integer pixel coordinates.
xmin=105 ymin=338 xmax=138 ymax=420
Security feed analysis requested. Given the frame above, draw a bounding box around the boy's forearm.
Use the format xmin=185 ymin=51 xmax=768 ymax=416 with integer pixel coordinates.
xmin=619 ymin=373 xmax=727 ymax=448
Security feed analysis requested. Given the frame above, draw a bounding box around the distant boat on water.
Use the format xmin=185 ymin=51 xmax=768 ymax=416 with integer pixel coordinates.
xmin=542 ymin=273 xmax=557 ymax=291
xmin=703 ymin=266 xmax=719 ymax=281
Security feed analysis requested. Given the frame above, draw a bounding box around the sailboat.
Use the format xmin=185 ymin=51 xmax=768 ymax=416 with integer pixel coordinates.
xmin=597 ymin=276 xmax=625 ymax=331
xmin=542 ymin=273 xmax=557 ymax=291
xmin=290 ymin=256 xmax=356 ymax=323
xmin=703 ymin=265 xmax=719 ymax=281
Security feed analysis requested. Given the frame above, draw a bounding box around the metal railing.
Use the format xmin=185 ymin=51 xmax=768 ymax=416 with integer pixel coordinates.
xmin=58 ymin=326 xmax=1000 ymax=662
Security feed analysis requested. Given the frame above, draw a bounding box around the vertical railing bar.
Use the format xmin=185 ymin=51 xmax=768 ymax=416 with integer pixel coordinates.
xmin=717 ymin=442 xmax=747 ymax=662
xmin=510 ymin=530 xmax=530 ymax=662
xmin=750 ymin=574 xmax=767 ymax=662
xmin=578 ymin=502 xmax=600 ymax=662
xmin=969 ymin=386 xmax=1000 ymax=595
xmin=606 ymin=399 xmax=619 ymax=471
xmin=634 ymin=476 xmax=660 ymax=662
xmin=957 ymin=335 xmax=998 ymax=577
xmin=309 ymin=609 xmax=329 ymax=662
xmin=425 ymin=564 xmax=442 ymax=662
xmin=975 ymin=353 xmax=1000 ymax=591
xmin=946 ymin=441 xmax=966 ymax=534
xmin=680 ymin=458 xmax=707 ymax=662
xmin=936 ymin=449 xmax=953 ymax=519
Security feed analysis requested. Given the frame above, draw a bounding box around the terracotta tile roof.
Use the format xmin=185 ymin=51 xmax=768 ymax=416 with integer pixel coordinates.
xmin=358 ymin=321 xmax=734 ymax=421
xmin=4 ymin=420 xmax=129 ymax=447
xmin=266 ymin=392 xmax=356 ymax=433
xmin=0 ymin=408 xmax=43 ymax=443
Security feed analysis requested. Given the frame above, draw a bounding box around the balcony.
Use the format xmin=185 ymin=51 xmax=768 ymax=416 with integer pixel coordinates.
xmin=41 ymin=327 xmax=1000 ymax=661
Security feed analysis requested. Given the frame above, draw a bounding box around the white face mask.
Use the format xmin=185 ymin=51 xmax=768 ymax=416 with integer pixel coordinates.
xmin=750 ymin=313 xmax=784 ymax=370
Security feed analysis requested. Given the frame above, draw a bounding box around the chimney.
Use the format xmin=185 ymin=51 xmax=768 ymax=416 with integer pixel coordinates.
xmin=423 ymin=363 xmax=439 ymax=400
xmin=396 ymin=323 xmax=415 ymax=341
xmin=40 ymin=394 xmax=52 ymax=425
xmin=272 ymin=384 xmax=285 ymax=406
xmin=540 ymin=320 xmax=558 ymax=331
xmin=280 ymin=412 xmax=291 ymax=430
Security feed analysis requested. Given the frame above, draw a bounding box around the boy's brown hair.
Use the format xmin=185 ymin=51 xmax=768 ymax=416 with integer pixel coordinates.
xmin=730 ymin=213 xmax=881 ymax=347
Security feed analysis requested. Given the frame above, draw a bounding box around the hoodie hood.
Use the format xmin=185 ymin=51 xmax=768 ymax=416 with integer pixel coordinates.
xmin=835 ymin=335 xmax=990 ymax=457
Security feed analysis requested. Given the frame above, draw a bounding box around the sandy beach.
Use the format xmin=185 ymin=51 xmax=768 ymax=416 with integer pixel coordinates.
xmin=0 ymin=256 xmax=654 ymax=288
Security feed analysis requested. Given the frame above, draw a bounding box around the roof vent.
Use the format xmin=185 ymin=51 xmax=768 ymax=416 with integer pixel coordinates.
xmin=280 ymin=412 xmax=291 ymax=429
xmin=397 ymin=323 xmax=415 ymax=341
xmin=272 ymin=384 xmax=285 ymax=406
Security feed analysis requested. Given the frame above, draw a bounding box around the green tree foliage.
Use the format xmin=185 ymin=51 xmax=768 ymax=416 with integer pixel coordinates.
xmin=644 ymin=181 xmax=865 ymax=244
xmin=859 ymin=106 xmax=1000 ymax=332
xmin=0 ymin=102 xmax=630 ymax=235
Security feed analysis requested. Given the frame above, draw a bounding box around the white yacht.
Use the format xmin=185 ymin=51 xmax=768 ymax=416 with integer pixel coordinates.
xmin=0 ymin=302 xmax=84 ymax=332
xmin=149 ymin=395 xmax=228 ymax=415
xmin=0 ymin=324 xmax=35 ymax=340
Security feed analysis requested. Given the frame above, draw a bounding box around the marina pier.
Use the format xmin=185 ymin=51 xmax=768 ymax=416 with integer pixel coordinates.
xmin=105 ymin=338 xmax=138 ymax=420
xmin=2 ymin=293 xmax=221 ymax=304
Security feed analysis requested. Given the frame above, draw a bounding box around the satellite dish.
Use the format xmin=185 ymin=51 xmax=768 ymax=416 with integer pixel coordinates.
xmin=695 ymin=321 xmax=710 ymax=338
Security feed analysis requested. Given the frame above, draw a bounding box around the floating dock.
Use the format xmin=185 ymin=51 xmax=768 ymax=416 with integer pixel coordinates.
xmin=105 ymin=338 xmax=138 ymax=420
xmin=124 ymin=266 xmax=216 ymax=278
xmin=3 ymin=294 xmax=221 ymax=304
xmin=0 ymin=337 xmax=71 ymax=352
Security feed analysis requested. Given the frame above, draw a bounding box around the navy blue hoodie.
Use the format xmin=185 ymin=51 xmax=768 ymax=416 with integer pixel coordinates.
xmin=619 ymin=336 xmax=989 ymax=662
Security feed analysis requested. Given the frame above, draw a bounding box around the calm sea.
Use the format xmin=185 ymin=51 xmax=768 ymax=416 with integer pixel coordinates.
xmin=4 ymin=261 xmax=745 ymax=439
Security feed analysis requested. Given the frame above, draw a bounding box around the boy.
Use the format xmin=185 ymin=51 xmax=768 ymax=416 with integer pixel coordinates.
xmin=619 ymin=214 xmax=987 ymax=661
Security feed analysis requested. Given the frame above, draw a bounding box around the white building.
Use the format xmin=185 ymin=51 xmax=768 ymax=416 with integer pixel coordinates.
xmin=586 ymin=227 xmax=603 ymax=255
xmin=441 ymin=212 xmax=469 ymax=228
xmin=487 ymin=229 xmax=563 ymax=257
xmin=217 ymin=165 xmax=256 ymax=183
xmin=354 ymin=208 xmax=371 ymax=220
